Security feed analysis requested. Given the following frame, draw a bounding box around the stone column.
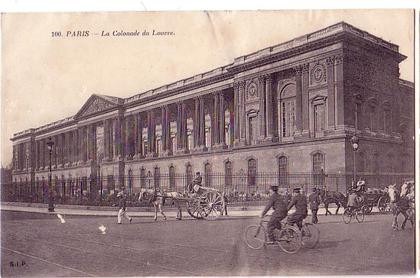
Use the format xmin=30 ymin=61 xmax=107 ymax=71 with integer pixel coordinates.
xmin=334 ymin=55 xmax=345 ymax=129
xmin=165 ymin=105 xmax=171 ymax=155
xmin=103 ymin=120 xmax=108 ymax=160
xmin=181 ymin=102 xmax=188 ymax=151
xmin=239 ymin=81 xmax=246 ymax=143
xmin=213 ymin=92 xmax=220 ymax=147
xmin=73 ymin=129 xmax=78 ymax=164
xmin=233 ymin=82 xmax=240 ymax=144
xmin=136 ymin=113 xmax=144 ymax=158
xmin=219 ymin=92 xmax=226 ymax=147
xmin=125 ymin=116 xmax=131 ymax=159
xmin=258 ymin=75 xmax=266 ymax=140
xmin=161 ymin=106 xmax=167 ymax=155
xmin=294 ymin=65 xmax=303 ymax=136
xmin=265 ymin=74 xmax=274 ymax=141
xmin=199 ymin=96 xmax=206 ymax=149
xmin=326 ymin=56 xmax=336 ymax=129
xmin=193 ymin=97 xmax=200 ymax=149
xmin=161 ymin=105 xmax=170 ymax=156
xmin=114 ymin=116 xmax=123 ymax=160
xmin=301 ymin=63 xmax=310 ymax=136
xmin=176 ymin=102 xmax=184 ymax=153
xmin=147 ymin=110 xmax=156 ymax=157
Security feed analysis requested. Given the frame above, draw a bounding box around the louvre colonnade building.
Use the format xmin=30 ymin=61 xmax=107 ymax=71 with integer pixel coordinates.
xmin=10 ymin=22 xmax=414 ymax=197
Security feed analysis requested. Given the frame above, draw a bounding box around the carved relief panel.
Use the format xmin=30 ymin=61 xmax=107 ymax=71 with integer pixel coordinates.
xmin=309 ymin=61 xmax=327 ymax=86
xmin=245 ymin=79 xmax=260 ymax=103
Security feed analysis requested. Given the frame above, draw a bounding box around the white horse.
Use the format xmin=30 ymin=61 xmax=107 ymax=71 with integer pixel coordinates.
xmin=139 ymin=188 xmax=184 ymax=221
xmin=387 ymin=184 xmax=414 ymax=230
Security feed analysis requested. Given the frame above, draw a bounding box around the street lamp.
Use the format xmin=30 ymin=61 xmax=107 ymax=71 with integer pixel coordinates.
xmin=46 ymin=137 xmax=55 ymax=212
xmin=350 ymin=135 xmax=359 ymax=186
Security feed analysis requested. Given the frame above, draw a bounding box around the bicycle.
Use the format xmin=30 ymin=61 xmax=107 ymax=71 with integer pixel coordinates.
xmin=244 ymin=218 xmax=302 ymax=254
xmin=342 ymin=205 xmax=366 ymax=224
xmin=297 ymin=220 xmax=320 ymax=249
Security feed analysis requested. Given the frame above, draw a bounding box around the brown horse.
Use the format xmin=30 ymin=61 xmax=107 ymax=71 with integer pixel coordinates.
xmin=318 ymin=188 xmax=347 ymax=215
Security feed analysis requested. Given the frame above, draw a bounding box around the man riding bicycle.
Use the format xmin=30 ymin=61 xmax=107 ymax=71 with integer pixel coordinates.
xmin=287 ymin=187 xmax=308 ymax=230
xmin=260 ymin=185 xmax=288 ymax=243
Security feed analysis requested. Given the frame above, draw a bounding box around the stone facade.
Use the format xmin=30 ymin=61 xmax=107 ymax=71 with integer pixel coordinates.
xmin=11 ymin=22 xmax=414 ymax=195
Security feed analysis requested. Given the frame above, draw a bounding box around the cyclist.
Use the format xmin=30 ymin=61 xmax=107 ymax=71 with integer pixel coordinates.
xmin=287 ymin=187 xmax=308 ymax=230
xmin=346 ymin=188 xmax=359 ymax=213
xmin=260 ymin=185 xmax=288 ymax=243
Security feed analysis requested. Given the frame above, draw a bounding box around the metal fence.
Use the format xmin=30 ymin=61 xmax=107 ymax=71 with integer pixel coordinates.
xmin=2 ymin=172 xmax=413 ymax=206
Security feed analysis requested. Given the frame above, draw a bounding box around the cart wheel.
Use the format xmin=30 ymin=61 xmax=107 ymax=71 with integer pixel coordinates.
xmin=377 ymin=196 xmax=389 ymax=213
xmin=202 ymin=191 xmax=223 ymax=220
xmin=186 ymin=198 xmax=206 ymax=219
xmin=244 ymin=225 xmax=266 ymax=249
xmin=301 ymin=223 xmax=320 ymax=249
xmin=276 ymin=226 xmax=302 ymax=254
xmin=342 ymin=207 xmax=352 ymax=224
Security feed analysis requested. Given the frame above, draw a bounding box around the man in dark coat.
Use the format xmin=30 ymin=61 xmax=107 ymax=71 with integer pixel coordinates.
xmin=117 ymin=190 xmax=132 ymax=224
xmin=308 ymin=187 xmax=321 ymax=224
xmin=287 ymin=187 xmax=308 ymax=229
xmin=260 ymin=185 xmax=288 ymax=243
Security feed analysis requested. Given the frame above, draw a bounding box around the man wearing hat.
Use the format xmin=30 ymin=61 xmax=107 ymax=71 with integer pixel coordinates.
xmin=308 ymin=187 xmax=321 ymax=224
xmin=192 ymin=172 xmax=203 ymax=193
xmin=117 ymin=189 xmax=132 ymax=224
xmin=287 ymin=187 xmax=308 ymax=229
xmin=260 ymin=185 xmax=288 ymax=243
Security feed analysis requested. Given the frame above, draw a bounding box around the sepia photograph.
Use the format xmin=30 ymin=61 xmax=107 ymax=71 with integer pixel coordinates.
xmin=0 ymin=9 xmax=416 ymax=276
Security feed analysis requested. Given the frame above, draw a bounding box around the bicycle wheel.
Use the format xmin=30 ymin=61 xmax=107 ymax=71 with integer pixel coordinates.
xmin=301 ymin=223 xmax=320 ymax=249
xmin=276 ymin=227 xmax=302 ymax=254
xmin=244 ymin=225 xmax=266 ymax=249
xmin=356 ymin=208 xmax=365 ymax=223
xmin=342 ymin=208 xmax=352 ymax=224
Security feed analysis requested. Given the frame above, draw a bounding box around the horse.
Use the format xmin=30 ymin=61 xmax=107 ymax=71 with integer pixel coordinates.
xmin=387 ymin=184 xmax=414 ymax=230
xmin=138 ymin=188 xmax=184 ymax=221
xmin=318 ymin=188 xmax=347 ymax=215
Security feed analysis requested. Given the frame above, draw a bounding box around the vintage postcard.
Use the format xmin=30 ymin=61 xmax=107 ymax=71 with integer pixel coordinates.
xmin=1 ymin=10 xmax=415 ymax=276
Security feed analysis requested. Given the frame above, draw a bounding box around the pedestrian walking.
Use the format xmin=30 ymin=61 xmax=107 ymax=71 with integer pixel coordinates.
xmin=221 ymin=191 xmax=228 ymax=216
xmin=308 ymin=187 xmax=321 ymax=224
xmin=117 ymin=190 xmax=132 ymax=224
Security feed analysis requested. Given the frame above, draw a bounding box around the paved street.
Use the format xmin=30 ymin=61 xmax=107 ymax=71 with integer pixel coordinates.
xmin=1 ymin=210 xmax=415 ymax=276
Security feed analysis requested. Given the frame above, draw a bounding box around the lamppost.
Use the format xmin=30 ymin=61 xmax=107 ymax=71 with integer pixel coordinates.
xmin=46 ymin=138 xmax=55 ymax=212
xmin=350 ymin=135 xmax=359 ymax=186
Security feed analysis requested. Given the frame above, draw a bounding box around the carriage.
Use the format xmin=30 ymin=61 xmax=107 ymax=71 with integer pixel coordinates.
xmin=182 ymin=185 xmax=225 ymax=220
xmin=360 ymin=188 xmax=389 ymax=214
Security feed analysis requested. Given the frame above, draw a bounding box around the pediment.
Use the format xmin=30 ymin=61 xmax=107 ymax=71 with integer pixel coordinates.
xmin=74 ymin=94 xmax=122 ymax=119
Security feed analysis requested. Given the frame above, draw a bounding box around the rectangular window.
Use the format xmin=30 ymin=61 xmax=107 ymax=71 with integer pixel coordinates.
xmin=314 ymin=104 xmax=325 ymax=133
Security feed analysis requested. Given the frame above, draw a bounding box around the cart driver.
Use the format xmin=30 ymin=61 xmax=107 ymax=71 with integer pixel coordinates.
xmin=192 ymin=172 xmax=203 ymax=193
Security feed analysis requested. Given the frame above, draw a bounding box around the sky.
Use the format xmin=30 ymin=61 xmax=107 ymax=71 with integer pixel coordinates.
xmin=1 ymin=10 xmax=414 ymax=167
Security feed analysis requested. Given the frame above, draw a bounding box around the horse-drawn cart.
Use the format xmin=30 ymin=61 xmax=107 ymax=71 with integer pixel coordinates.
xmin=362 ymin=188 xmax=389 ymax=214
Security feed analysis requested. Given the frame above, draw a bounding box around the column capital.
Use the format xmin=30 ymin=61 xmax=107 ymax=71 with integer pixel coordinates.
xmin=326 ymin=56 xmax=335 ymax=66
xmin=302 ymin=63 xmax=310 ymax=74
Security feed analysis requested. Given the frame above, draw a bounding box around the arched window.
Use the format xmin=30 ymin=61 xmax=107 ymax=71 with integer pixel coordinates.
xmin=169 ymin=165 xmax=176 ymax=190
xmin=186 ymin=163 xmax=193 ymax=186
xmin=312 ymin=152 xmax=325 ymax=186
xmin=278 ymin=84 xmax=296 ymax=138
xmin=204 ymin=162 xmax=212 ymax=187
xmin=140 ymin=168 xmax=146 ymax=188
xmin=225 ymin=160 xmax=233 ymax=188
xmin=248 ymin=158 xmax=257 ymax=187
xmin=154 ymin=166 xmax=160 ymax=189
xmin=278 ymin=156 xmax=288 ymax=187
